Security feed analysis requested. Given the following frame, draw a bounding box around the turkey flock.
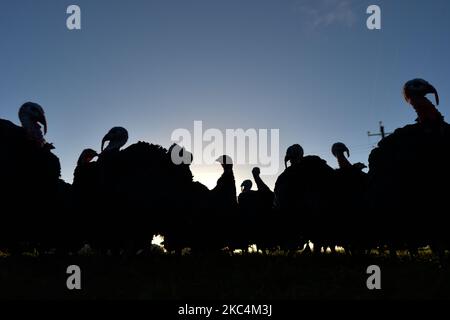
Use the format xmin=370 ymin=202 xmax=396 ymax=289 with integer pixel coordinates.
xmin=1 ymin=79 xmax=449 ymax=259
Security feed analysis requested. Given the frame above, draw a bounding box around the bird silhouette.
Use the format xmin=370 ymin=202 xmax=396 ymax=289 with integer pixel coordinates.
xmin=0 ymin=102 xmax=69 ymax=253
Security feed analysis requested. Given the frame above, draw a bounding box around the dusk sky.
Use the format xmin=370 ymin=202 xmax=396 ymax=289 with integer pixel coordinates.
xmin=1 ymin=0 xmax=449 ymax=190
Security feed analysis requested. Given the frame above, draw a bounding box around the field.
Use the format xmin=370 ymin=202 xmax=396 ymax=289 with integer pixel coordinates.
xmin=1 ymin=248 xmax=449 ymax=300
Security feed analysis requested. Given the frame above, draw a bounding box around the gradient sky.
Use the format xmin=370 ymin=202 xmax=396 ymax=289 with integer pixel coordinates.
xmin=1 ymin=0 xmax=449 ymax=190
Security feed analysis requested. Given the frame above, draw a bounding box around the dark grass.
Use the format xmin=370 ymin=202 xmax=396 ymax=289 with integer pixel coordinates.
xmin=1 ymin=252 xmax=449 ymax=300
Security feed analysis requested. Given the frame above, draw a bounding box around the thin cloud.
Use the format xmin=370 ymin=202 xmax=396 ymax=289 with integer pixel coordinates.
xmin=293 ymin=0 xmax=358 ymax=30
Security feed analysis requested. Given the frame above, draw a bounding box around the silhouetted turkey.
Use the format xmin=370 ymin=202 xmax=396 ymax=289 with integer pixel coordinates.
xmin=71 ymin=148 xmax=100 ymax=250
xmin=189 ymin=155 xmax=237 ymax=253
xmin=274 ymin=144 xmax=335 ymax=252
xmin=330 ymin=142 xmax=368 ymax=254
xmin=236 ymin=179 xmax=257 ymax=251
xmin=162 ymin=144 xmax=211 ymax=253
xmin=237 ymin=167 xmax=274 ymax=252
xmin=75 ymin=128 xmax=208 ymax=254
xmin=0 ymin=102 xmax=69 ymax=252
xmin=79 ymin=127 xmax=171 ymax=253
xmin=368 ymin=79 xmax=450 ymax=256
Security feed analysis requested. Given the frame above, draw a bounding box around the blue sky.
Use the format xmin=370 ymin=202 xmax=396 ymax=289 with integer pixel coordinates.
xmin=1 ymin=0 xmax=449 ymax=190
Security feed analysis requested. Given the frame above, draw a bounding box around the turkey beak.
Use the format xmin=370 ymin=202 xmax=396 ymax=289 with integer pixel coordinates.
xmin=38 ymin=113 xmax=47 ymax=135
xmin=101 ymin=133 xmax=111 ymax=152
xmin=432 ymin=87 xmax=440 ymax=106
xmin=284 ymin=156 xmax=288 ymax=169
xmin=345 ymin=147 xmax=350 ymax=158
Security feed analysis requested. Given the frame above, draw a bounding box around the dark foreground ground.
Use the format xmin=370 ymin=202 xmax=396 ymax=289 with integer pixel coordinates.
xmin=0 ymin=250 xmax=449 ymax=300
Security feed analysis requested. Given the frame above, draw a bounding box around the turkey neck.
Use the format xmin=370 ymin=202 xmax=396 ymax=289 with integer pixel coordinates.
xmin=336 ymin=153 xmax=352 ymax=169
